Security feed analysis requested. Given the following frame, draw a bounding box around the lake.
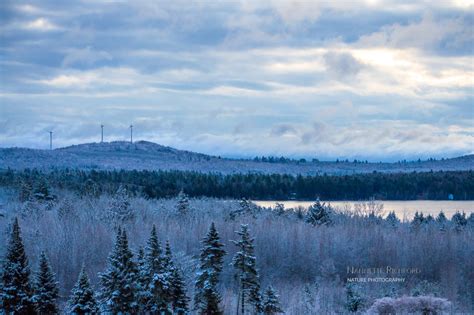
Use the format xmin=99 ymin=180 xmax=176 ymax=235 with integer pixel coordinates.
xmin=253 ymin=200 xmax=474 ymax=220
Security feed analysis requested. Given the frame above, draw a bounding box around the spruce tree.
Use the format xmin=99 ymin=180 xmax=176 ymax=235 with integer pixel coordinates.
xmin=194 ymin=222 xmax=226 ymax=315
xmin=411 ymin=212 xmax=425 ymax=231
xmin=436 ymin=211 xmax=448 ymax=231
xmin=68 ymin=265 xmax=98 ymax=314
xmin=0 ymin=217 xmax=35 ymax=314
xmin=262 ymin=286 xmax=284 ymax=314
xmin=136 ymin=246 xmax=149 ymax=312
xmin=345 ymin=283 xmax=364 ymax=312
xmin=452 ymin=211 xmax=467 ymax=232
xmin=99 ymin=228 xmax=138 ymax=313
xmin=385 ymin=211 xmax=400 ymax=229
xmin=165 ymin=242 xmax=189 ymax=314
xmin=106 ymin=186 xmax=134 ymax=225
xmin=232 ymin=224 xmax=262 ymax=315
xmin=305 ymin=199 xmax=332 ymax=226
xmin=176 ymin=190 xmax=190 ymax=216
xmin=144 ymin=225 xmax=170 ymax=313
xmin=33 ymin=251 xmax=59 ymax=314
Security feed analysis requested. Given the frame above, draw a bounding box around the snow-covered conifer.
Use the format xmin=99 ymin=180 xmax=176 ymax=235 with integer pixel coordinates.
xmin=305 ymin=199 xmax=332 ymax=226
xmin=144 ymin=225 xmax=170 ymax=313
xmin=436 ymin=211 xmax=448 ymax=231
xmin=165 ymin=243 xmax=189 ymax=314
xmin=345 ymin=282 xmax=363 ymax=313
xmin=106 ymin=185 xmax=134 ymax=225
xmin=176 ymin=190 xmax=190 ymax=216
xmin=232 ymin=224 xmax=262 ymax=314
xmin=385 ymin=211 xmax=400 ymax=228
xmin=262 ymin=285 xmax=284 ymax=314
xmin=68 ymin=265 xmax=98 ymax=314
xmin=194 ymin=222 xmax=226 ymax=315
xmin=411 ymin=212 xmax=425 ymax=231
xmin=33 ymin=251 xmax=59 ymax=314
xmin=99 ymin=228 xmax=138 ymax=313
xmin=452 ymin=211 xmax=467 ymax=232
xmin=0 ymin=217 xmax=35 ymax=314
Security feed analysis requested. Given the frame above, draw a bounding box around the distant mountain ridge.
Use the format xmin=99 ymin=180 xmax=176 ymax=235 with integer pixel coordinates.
xmin=0 ymin=141 xmax=472 ymax=175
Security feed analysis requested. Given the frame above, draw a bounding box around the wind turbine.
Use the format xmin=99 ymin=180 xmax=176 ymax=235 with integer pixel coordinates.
xmin=101 ymin=124 xmax=104 ymax=143
xmin=130 ymin=124 xmax=133 ymax=144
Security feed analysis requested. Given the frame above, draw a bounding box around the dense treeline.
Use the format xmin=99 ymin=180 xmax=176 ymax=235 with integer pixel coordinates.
xmin=0 ymin=168 xmax=473 ymax=200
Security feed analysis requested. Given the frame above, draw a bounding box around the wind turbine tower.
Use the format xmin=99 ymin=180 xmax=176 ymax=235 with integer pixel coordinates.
xmin=49 ymin=131 xmax=53 ymax=150
xmin=130 ymin=124 xmax=133 ymax=144
xmin=101 ymin=124 xmax=104 ymax=143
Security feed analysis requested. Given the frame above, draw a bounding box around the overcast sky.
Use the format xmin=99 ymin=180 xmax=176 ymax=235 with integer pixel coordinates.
xmin=0 ymin=0 xmax=473 ymax=161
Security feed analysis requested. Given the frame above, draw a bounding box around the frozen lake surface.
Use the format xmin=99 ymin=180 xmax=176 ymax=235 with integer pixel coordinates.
xmin=254 ymin=200 xmax=474 ymax=220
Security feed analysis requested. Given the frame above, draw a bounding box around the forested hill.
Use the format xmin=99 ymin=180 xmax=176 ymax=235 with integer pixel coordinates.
xmin=0 ymin=141 xmax=472 ymax=175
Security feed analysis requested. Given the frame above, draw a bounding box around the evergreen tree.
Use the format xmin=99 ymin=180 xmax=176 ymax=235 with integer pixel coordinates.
xmin=144 ymin=225 xmax=170 ymax=313
xmin=176 ymin=190 xmax=190 ymax=216
xmin=68 ymin=265 xmax=99 ymax=314
xmin=99 ymin=228 xmax=138 ymax=313
xmin=305 ymin=199 xmax=332 ymax=226
xmin=452 ymin=212 xmax=467 ymax=232
xmin=274 ymin=203 xmax=285 ymax=216
xmin=19 ymin=180 xmax=33 ymax=202
xmin=135 ymin=246 xmax=149 ymax=312
xmin=468 ymin=213 xmax=474 ymax=230
xmin=106 ymin=185 xmax=134 ymax=225
xmin=0 ymin=217 xmax=35 ymax=314
xmin=411 ymin=212 xmax=425 ymax=231
xmin=262 ymin=286 xmax=284 ymax=314
xmin=164 ymin=243 xmax=189 ymax=314
xmin=33 ymin=251 xmax=59 ymax=314
xmin=33 ymin=177 xmax=53 ymax=201
xmin=229 ymin=199 xmax=258 ymax=220
xmin=194 ymin=222 xmax=226 ymax=315
xmin=232 ymin=224 xmax=262 ymax=315
xmin=436 ymin=211 xmax=448 ymax=231
xmin=385 ymin=211 xmax=400 ymax=228
xmin=345 ymin=283 xmax=364 ymax=312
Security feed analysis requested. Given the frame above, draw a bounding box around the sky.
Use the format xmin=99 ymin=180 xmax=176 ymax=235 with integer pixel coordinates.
xmin=0 ymin=0 xmax=473 ymax=161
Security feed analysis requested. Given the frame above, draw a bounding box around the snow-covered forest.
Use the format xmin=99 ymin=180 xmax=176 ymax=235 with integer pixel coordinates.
xmin=0 ymin=182 xmax=473 ymax=314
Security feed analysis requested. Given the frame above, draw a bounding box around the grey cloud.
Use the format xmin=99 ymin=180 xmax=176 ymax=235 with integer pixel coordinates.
xmin=270 ymin=124 xmax=297 ymax=136
xmin=323 ymin=52 xmax=363 ymax=79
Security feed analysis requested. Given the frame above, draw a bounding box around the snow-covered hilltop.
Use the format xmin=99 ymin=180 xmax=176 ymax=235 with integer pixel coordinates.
xmin=0 ymin=141 xmax=472 ymax=175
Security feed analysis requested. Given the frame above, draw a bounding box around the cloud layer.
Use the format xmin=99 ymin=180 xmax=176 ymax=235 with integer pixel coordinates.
xmin=0 ymin=0 xmax=473 ymax=160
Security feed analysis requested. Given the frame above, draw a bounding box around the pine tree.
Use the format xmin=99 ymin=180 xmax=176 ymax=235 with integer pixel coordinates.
xmin=436 ymin=211 xmax=448 ymax=231
xmin=33 ymin=251 xmax=59 ymax=314
xmin=345 ymin=283 xmax=363 ymax=312
xmin=144 ymin=225 xmax=170 ymax=313
xmin=176 ymin=190 xmax=190 ymax=216
xmin=68 ymin=265 xmax=99 ymax=314
xmin=229 ymin=199 xmax=258 ymax=220
xmin=19 ymin=180 xmax=33 ymax=202
xmin=452 ymin=212 xmax=467 ymax=232
xmin=99 ymin=228 xmax=138 ymax=313
xmin=194 ymin=222 xmax=226 ymax=315
xmin=232 ymin=224 xmax=262 ymax=315
xmin=385 ymin=211 xmax=400 ymax=229
xmin=33 ymin=177 xmax=53 ymax=201
xmin=165 ymin=242 xmax=189 ymax=314
xmin=106 ymin=185 xmax=134 ymax=225
xmin=0 ymin=217 xmax=35 ymax=314
xmin=411 ymin=212 xmax=425 ymax=231
xmin=262 ymin=286 xmax=284 ymax=314
xmin=135 ymin=246 xmax=149 ymax=312
xmin=305 ymin=199 xmax=332 ymax=226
